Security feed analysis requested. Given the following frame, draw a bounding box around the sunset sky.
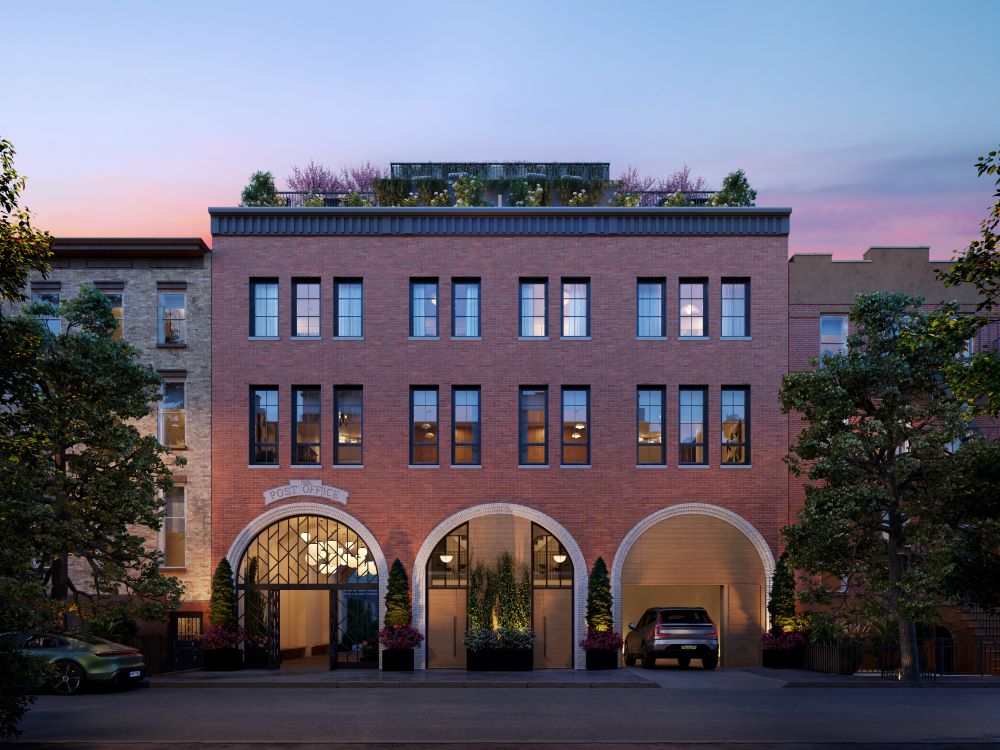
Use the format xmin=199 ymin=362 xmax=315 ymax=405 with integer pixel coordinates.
xmin=7 ymin=1 xmax=998 ymax=257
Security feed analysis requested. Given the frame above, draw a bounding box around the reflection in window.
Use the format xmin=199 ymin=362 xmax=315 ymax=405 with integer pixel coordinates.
xmin=820 ymin=315 xmax=848 ymax=360
xmin=251 ymin=387 xmax=278 ymax=464
xmin=293 ymin=279 xmax=321 ymax=337
xmin=293 ymin=387 xmax=321 ymax=464
xmin=561 ymin=387 xmax=589 ymax=465
xmin=562 ymin=279 xmax=589 ymax=337
xmin=160 ymin=382 xmax=186 ymax=449
xmin=453 ymin=279 xmax=480 ymax=337
xmin=335 ymin=387 xmax=363 ymax=465
xmin=452 ymin=387 xmax=480 ymax=465
xmin=680 ymin=280 xmax=706 ymax=337
xmin=637 ymin=279 xmax=665 ymax=337
xmin=159 ymin=292 xmax=186 ymax=344
xmin=162 ymin=486 xmax=186 ymax=568
xmin=722 ymin=279 xmax=749 ymax=337
xmin=410 ymin=280 xmax=438 ymax=337
xmin=519 ymin=387 xmax=547 ymax=465
xmin=679 ymin=387 xmax=706 ymax=464
xmin=31 ymin=290 xmax=61 ymax=334
xmin=637 ymin=387 xmax=665 ymax=465
xmin=520 ymin=280 xmax=547 ymax=337
xmin=411 ymin=388 xmax=438 ymax=464
xmin=335 ymin=280 xmax=362 ymax=337
xmin=101 ymin=291 xmax=124 ymax=340
xmin=428 ymin=524 xmax=468 ymax=588
xmin=721 ymin=387 xmax=749 ymax=465
xmin=532 ymin=524 xmax=572 ymax=587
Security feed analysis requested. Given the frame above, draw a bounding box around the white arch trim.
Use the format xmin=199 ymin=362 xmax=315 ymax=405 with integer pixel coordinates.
xmin=610 ymin=503 xmax=776 ymax=632
xmin=225 ymin=502 xmax=389 ymax=661
xmin=411 ymin=503 xmax=588 ymax=670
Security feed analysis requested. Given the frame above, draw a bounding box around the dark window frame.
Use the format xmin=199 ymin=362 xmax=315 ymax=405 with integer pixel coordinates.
xmin=519 ymin=386 xmax=548 ymax=465
xmin=334 ymin=385 xmax=364 ymax=465
xmin=721 ymin=278 xmax=750 ymax=337
xmin=636 ymin=386 xmax=666 ymax=465
xmin=679 ymin=278 xmax=708 ymax=338
xmin=291 ymin=277 xmax=322 ymax=338
xmin=560 ymin=386 xmax=591 ymax=465
xmin=291 ymin=385 xmax=321 ymax=465
xmin=249 ymin=385 xmax=279 ymax=465
xmin=409 ymin=278 xmax=439 ymax=338
xmin=333 ymin=278 xmax=363 ymax=338
xmin=721 ymin=385 xmax=751 ymax=465
xmin=451 ymin=278 xmax=481 ymax=338
xmin=451 ymin=386 xmax=481 ymax=465
xmin=636 ymin=278 xmax=666 ymax=338
xmin=519 ymin=278 xmax=548 ymax=337
xmin=679 ymin=385 xmax=708 ymax=465
xmin=410 ymin=386 xmax=439 ymax=465
xmin=161 ymin=485 xmax=186 ymax=568
xmin=561 ymin=277 xmax=591 ymax=338
xmin=250 ymin=277 xmax=279 ymax=337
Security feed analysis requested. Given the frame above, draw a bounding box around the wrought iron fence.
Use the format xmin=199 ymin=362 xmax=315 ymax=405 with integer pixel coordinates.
xmin=116 ymin=634 xmax=203 ymax=674
xmin=804 ymin=637 xmax=998 ymax=678
xmin=275 ymin=192 xmax=375 ymax=207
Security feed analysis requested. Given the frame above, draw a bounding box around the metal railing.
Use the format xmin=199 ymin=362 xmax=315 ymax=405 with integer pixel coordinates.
xmin=390 ymin=162 xmax=610 ymax=181
xmin=275 ymin=192 xmax=375 ymax=207
xmin=804 ymin=637 xmax=999 ymax=678
xmin=275 ymin=189 xmax=719 ymax=208
xmin=117 ymin=634 xmax=203 ymax=674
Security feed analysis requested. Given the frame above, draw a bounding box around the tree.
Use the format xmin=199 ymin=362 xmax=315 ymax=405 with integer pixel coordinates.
xmin=779 ymin=291 xmax=993 ymax=680
xmin=384 ymin=559 xmax=411 ymax=627
xmin=287 ymin=160 xmax=340 ymax=194
xmin=339 ymin=161 xmax=385 ymax=194
xmin=240 ymin=170 xmax=282 ymax=207
xmin=585 ymin=557 xmax=614 ymax=632
xmin=708 ymin=169 xmax=757 ymax=206
xmin=210 ymin=558 xmax=237 ymax=629
xmin=767 ymin=551 xmax=797 ymax=634
xmin=0 ymin=139 xmax=51 ymax=306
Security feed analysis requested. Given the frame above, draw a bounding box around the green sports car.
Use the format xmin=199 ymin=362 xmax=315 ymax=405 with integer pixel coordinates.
xmin=4 ymin=632 xmax=146 ymax=695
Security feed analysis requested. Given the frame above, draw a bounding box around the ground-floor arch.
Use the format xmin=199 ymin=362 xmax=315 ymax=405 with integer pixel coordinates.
xmin=412 ymin=503 xmax=587 ymax=670
xmin=612 ymin=503 xmax=775 ymax=668
xmin=225 ymin=502 xmax=388 ymax=669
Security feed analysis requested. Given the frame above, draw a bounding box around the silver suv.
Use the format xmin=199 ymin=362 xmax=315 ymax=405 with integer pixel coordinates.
xmin=624 ymin=607 xmax=719 ymax=670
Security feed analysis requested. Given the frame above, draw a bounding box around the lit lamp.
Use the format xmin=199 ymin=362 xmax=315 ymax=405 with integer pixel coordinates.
xmin=553 ymin=553 xmax=567 ymax=564
xmin=439 ymin=553 xmax=454 ymax=564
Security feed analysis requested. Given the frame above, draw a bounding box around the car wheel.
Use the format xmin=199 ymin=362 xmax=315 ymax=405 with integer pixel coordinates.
xmin=641 ymin=644 xmax=656 ymax=670
xmin=678 ymin=656 xmax=691 ymax=668
xmin=624 ymin=645 xmax=637 ymax=667
xmin=702 ymin=653 xmax=718 ymax=670
xmin=52 ymin=661 xmax=85 ymax=695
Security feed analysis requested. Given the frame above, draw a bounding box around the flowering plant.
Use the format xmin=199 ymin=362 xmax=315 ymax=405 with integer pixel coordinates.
xmin=609 ymin=191 xmax=640 ymax=207
xmin=203 ymin=625 xmax=250 ymax=650
xmin=761 ymin=630 xmax=806 ymax=650
xmin=399 ymin=192 xmax=419 ymax=207
xmin=377 ymin=625 xmax=425 ymax=650
xmin=579 ymin=628 xmax=624 ymax=650
xmin=428 ymin=190 xmax=451 ymax=207
xmin=565 ymin=189 xmax=597 ymax=207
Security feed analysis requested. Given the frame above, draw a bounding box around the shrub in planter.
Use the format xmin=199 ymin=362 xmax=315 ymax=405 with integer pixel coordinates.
xmin=464 ymin=553 xmax=535 ymax=670
xmin=580 ymin=557 xmax=623 ymax=670
xmin=761 ymin=630 xmax=806 ymax=669
xmin=205 ymin=559 xmax=245 ymax=671
xmin=377 ymin=559 xmax=424 ymax=671
xmin=452 ymin=175 xmax=486 ymax=207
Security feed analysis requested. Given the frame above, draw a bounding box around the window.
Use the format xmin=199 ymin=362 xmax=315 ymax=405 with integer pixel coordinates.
xmin=161 ymin=486 xmax=185 ymax=568
xmin=250 ymin=387 xmax=278 ymax=464
xmin=160 ymin=381 xmax=186 ymax=449
xmin=292 ymin=278 xmax=320 ymax=337
xmin=722 ymin=279 xmax=749 ymax=337
xmin=334 ymin=386 xmax=363 ymax=465
xmin=292 ymin=386 xmax=321 ymax=464
xmin=679 ymin=387 xmax=707 ymax=464
xmin=158 ymin=291 xmax=186 ymax=344
xmin=410 ymin=279 xmax=438 ymax=337
xmin=561 ymin=279 xmax=589 ymax=337
xmin=721 ymin=386 xmax=750 ymax=464
xmin=410 ymin=388 xmax=439 ymax=464
xmin=334 ymin=279 xmax=363 ymax=337
xmin=452 ymin=387 xmax=481 ymax=465
xmin=637 ymin=387 xmax=665 ymax=465
xmin=251 ymin=279 xmax=279 ymax=337
xmin=96 ymin=284 xmax=125 ymax=340
xmin=31 ymin=289 xmax=61 ymax=334
xmin=520 ymin=279 xmax=547 ymax=337
xmin=637 ymin=279 xmax=665 ymax=338
xmin=679 ymin=279 xmax=706 ymax=337
xmin=428 ymin=524 xmax=468 ymax=588
xmin=519 ymin=387 xmax=547 ymax=465
xmin=820 ymin=315 xmax=848 ymax=359
xmin=561 ymin=387 xmax=590 ymax=464
xmin=452 ymin=279 xmax=480 ymax=337
xmin=532 ymin=524 xmax=572 ymax=587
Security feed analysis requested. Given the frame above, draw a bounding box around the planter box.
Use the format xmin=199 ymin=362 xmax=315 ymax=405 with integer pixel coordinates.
xmin=763 ymin=646 xmax=804 ymax=669
xmin=203 ymin=647 xmax=244 ymax=671
xmin=382 ymin=648 xmax=415 ymax=672
xmin=585 ymin=648 xmax=619 ymax=670
xmin=466 ymin=647 xmax=533 ymax=671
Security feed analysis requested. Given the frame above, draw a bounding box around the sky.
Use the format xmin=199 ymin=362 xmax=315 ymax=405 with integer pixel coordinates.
xmin=5 ymin=1 xmax=998 ymax=258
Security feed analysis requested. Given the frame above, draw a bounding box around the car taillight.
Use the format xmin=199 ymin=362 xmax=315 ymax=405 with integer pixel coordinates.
xmin=96 ymin=649 xmax=139 ymax=657
xmin=706 ymin=628 xmax=717 ymax=638
xmin=655 ymin=626 xmax=671 ymax=637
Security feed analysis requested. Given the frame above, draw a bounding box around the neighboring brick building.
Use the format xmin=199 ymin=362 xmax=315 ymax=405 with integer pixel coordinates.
xmin=209 ymin=205 xmax=792 ymax=669
xmin=23 ymin=238 xmax=213 ymax=639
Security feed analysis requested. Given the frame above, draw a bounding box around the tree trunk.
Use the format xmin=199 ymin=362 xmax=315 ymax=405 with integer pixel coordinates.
xmin=886 ymin=505 xmax=921 ymax=681
xmin=49 ymin=551 xmax=70 ymax=630
xmin=897 ymin=615 xmax=921 ymax=681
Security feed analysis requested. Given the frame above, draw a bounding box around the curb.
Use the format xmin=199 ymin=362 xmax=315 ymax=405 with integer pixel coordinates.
xmin=149 ymin=679 xmax=657 ymax=689
xmin=783 ymin=680 xmax=1000 ymax=689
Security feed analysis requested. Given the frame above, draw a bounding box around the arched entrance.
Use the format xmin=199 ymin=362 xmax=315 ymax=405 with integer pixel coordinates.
xmin=612 ymin=504 xmax=775 ymax=668
xmin=227 ymin=504 xmax=387 ymax=670
xmin=412 ymin=504 xmax=587 ymax=670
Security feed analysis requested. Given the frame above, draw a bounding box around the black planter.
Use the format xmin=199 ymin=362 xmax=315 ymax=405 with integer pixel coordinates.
xmin=466 ymin=647 xmax=533 ymax=671
xmin=203 ymin=647 xmax=245 ymax=671
xmin=762 ymin=646 xmax=803 ymax=669
xmin=382 ymin=648 xmax=415 ymax=671
xmin=585 ymin=648 xmax=619 ymax=670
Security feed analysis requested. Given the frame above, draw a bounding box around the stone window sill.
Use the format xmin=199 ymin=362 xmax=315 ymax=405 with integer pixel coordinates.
xmin=678 ymin=463 xmax=710 ymax=469
xmin=560 ymin=464 xmax=591 ymax=469
xmin=156 ymin=342 xmax=187 ymax=349
xmin=290 ymin=464 xmax=321 ymax=469
xmin=518 ymin=464 xmax=548 ymax=469
xmin=721 ymin=464 xmax=752 ymax=469
xmin=636 ymin=464 xmax=667 ymax=469
xmin=248 ymin=464 xmax=281 ymax=469
xmin=333 ymin=336 xmax=364 ymax=341
xmin=678 ymin=336 xmax=710 ymax=341
xmin=408 ymin=336 xmax=440 ymax=341
xmin=408 ymin=464 xmax=439 ymax=469
xmin=518 ymin=336 xmax=549 ymax=341
xmin=559 ymin=336 xmax=592 ymax=341
xmin=636 ymin=336 xmax=667 ymax=341
xmin=450 ymin=336 xmax=482 ymax=341
xmin=248 ymin=336 xmax=279 ymax=341
xmin=291 ymin=336 xmax=322 ymax=341
xmin=721 ymin=336 xmax=752 ymax=341
xmin=450 ymin=464 xmax=482 ymax=469
xmin=331 ymin=464 xmax=364 ymax=469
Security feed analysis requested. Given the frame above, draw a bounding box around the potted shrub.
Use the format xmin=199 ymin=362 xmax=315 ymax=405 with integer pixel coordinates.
xmin=376 ymin=559 xmax=424 ymax=671
xmin=464 ymin=552 xmax=534 ymax=671
xmin=761 ymin=630 xmax=806 ymax=668
xmin=580 ymin=557 xmax=623 ymax=670
xmin=203 ymin=559 xmax=245 ymax=671
xmin=762 ymin=550 xmax=805 ymax=668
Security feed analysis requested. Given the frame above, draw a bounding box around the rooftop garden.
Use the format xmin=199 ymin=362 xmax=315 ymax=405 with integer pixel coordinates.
xmin=238 ymin=161 xmax=757 ymax=208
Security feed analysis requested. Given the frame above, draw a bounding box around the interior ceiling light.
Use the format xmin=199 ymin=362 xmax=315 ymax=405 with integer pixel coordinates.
xmin=553 ymin=554 xmax=567 ymax=564
xmin=439 ymin=553 xmax=454 ymax=564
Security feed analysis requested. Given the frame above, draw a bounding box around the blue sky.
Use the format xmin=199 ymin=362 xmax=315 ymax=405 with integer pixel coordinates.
xmin=6 ymin=0 xmax=998 ymax=256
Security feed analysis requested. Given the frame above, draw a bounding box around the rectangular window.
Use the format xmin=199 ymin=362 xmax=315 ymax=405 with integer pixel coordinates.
xmin=721 ymin=279 xmax=749 ymax=337
xmin=679 ymin=279 xmax=707 ymax=337
xmin=292 ymin=386 xmax=321 ymax=464
xmin=410 ymin=387 xmax=439 ymax=464
xmin=292 ymin=278 xmax=321 ymax=337
xmin=637 ymin=387 xmax=665 ymax=465
xmin=721 ymin=386 xmax=750 ymax=465
xmin=157 ymin=292 xmax=186 ymax=344
xmin=820 ymin=315 xmax=848 ymax=359
xmin=452 ymin=279 xmax=480 ymax=337
xmin=637 ymin=279 xmax=665 ymax=338
xmin=452 ymin=387 xmax=481 ymax=465
xmin=250 ymin=387 xmax=279 ymax=465
xmin=334 ymin=279 xmax=362 ymax=337
xmin=520 ymin=279 xmax=547 ymax=337
xmin=561 ymin=387 xmax=590 ymax=465
xmin=410 ymin=279 xmax=439 ymax=337
xmin=334 ymin=386 xmax=363 ymax=465
xmin=251 ymin=279 xmax=279 ymax=337
xmin=519 ymin=387 xmax=547 ymax=465
xmin=679 ymin=387 xmax=707 ymax=465
xmin=160 ymin=381 xmax=186 ymax=449
xmin=96 ymin=284 xmax=125 ymax=341
xmin=31 ymin=290 xmax=61 ymax=334
xmin=561 ymin=279 xmax=590 ymax=337
xmin=161 ymin=486 xmax=185 ymax=568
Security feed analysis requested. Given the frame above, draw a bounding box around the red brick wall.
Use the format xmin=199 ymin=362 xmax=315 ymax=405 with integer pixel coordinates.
xmin=211 ymin=234 xmax=790 ymax=577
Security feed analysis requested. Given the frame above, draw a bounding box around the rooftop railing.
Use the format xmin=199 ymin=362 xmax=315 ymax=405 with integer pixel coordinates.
xmin=274 ymin=189 xmax=718 ymax=208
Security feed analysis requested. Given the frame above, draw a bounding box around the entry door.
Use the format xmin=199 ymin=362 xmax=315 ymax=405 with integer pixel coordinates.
xmin=329 ymin=589 xmax=379 ymax=668
xmin=266 ymin=590 xmax=281 ymax=669
xmin=534 ymin=588 xmax=573 ymax=668
xmin=427 ymin=588 xmax=467 ymax=668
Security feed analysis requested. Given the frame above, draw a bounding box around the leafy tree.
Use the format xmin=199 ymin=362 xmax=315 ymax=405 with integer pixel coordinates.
xmin=708 ymin=169 xmax=757 ymax=206
xmin=585 ymin=557 xmax=614 ymax=632
xmin=287 ymin=160 xmax=339 ymax=193
xmin=767 ymin=551 xmax=797 ymax=634
xmin=0 ymin=139 xmax=51 ymax=305
xmin=779 ymin=291 xmax=995 ymax=680
xmin=384 ymin=559 xmax=411 ymax=627
xmin=240 ymin=170 xmax=283 ymax=207
xmin=210 ymin=559 xmax=237 ymax=629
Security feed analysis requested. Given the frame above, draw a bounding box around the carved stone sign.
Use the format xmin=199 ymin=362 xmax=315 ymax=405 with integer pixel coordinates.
xmin=263 ymin=480 xmax=348 ymax=506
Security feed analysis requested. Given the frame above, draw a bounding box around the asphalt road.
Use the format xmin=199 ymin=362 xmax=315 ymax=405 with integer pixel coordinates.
xmin=12 ymin=683 xmax=1000 ymax=748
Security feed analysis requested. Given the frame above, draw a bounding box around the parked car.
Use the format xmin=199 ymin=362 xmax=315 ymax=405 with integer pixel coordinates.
xmin=623 ymin=607 xmax=719 ymax=670
xmin=2 ymin=632 xmax=146 ymax=694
